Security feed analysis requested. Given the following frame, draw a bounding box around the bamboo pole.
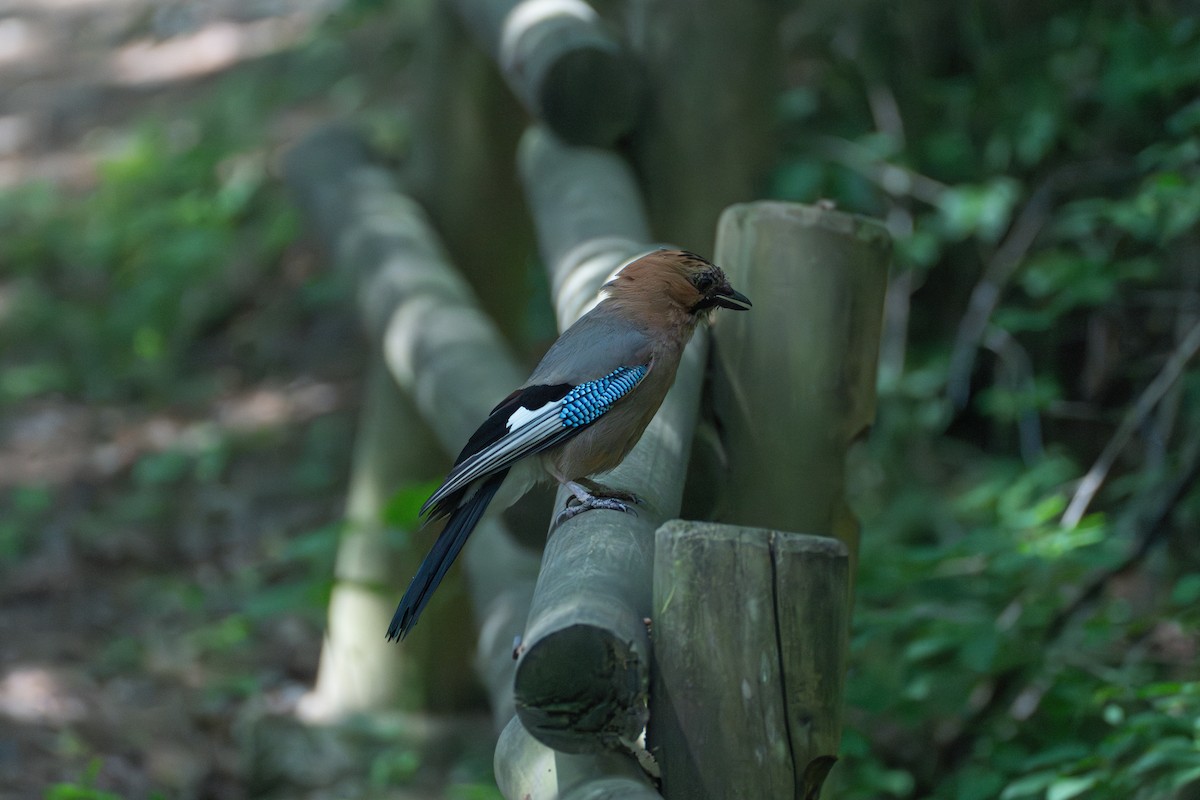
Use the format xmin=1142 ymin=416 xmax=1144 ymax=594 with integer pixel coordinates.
xmin=710 ymin=201 xmax=891 ymax=566
xmin=518 ymin=126 xmax=653 ymax=323
xmin=650 ymin=521 xmax=848 ymax=799
xmin=283 ymin=125 xmax=540 ymax=725
xmin=511 ymin=126 xmax=706 ymax=756
xmin=495 ymin=716 xmax=663 ymax=800
xmin=449 ymin=0 xmax=642 ymax=146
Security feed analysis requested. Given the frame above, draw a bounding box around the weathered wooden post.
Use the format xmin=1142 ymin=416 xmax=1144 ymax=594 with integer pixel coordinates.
xmin=303 ymin=358 xmax=442 ymax=715
xmin=450 ymin=0 xmax=642 ymax=147
xmin=404 ymin=3 xmax=533 ymax=341
xmin=651 ymin=523 xmax=848 ymax=798
xmin=284 ymin=126 xmax=542 ymax=725
xmin=711 ymin=202 xmax=891 ymax=564
xmin=648 ymin=202 xmax=890 ymax=798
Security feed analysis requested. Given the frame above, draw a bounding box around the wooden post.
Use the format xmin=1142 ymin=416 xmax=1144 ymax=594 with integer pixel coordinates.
xmin=450 ymin=0 xmax=642 ymax=146
xmin=302 ymin=357 xmax=442 ymax=716
xmin=711 ymin=202 xmax=891 ymax=566
xmin=650 ymin=521 xmax=848 ymax=799
xmin=404 ymin=3 xmax=534 ymax=342
xmin=510 ymin=126 xmax=705 ymax=756
xmin=628 ymin=0 xmax=782 ymax=248
xmin=284 ymin=125 xmax=541 ymax=726
xmin=495 ymin=716 xmax=663 ymax=800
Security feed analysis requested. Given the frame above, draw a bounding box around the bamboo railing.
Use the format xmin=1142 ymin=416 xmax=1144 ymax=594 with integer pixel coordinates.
xmin=284 ymin=1 xmax=891 ymax=797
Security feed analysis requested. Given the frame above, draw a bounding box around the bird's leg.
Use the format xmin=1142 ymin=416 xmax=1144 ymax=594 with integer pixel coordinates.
xmin=556 ymin=480 xmax=639 ymax=525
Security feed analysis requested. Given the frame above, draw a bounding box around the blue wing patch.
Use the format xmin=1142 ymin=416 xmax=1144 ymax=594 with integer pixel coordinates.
xmin=421 ymin=364 xmax=649 ymax=517
xmin=559 ymin=366 xmax=649 ymax=428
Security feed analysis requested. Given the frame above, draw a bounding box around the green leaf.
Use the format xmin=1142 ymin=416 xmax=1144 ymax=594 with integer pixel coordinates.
xmin=904 ymin=636 xmax=957 ymax=662
xmin=954 ymin=764 xmax=1006 ymax=800
xmin=1016 ymin=106 xmax=1060 ymax=166
xmin=771 ymin=160 xmax=826 ymax=202
xmin=936 ymin=178 xmax=1022 ymax=243
xmin=1172 ymin=574 xmax=1200 ymax=606
xmin=1001 ymin=770 xmax=1057 ymax=799
xmin=1173 ymin=764 xmax=1200 ymax=789
xmin=382 ymin=481 xmax=441 ymax=530
xmin=132 ymin=450 xmax=191 ymax=485
xmin=1046 ymin=774 xmax=1097 ymax=800
xmin=1130 ymin=737 xmax=1197 ymax=774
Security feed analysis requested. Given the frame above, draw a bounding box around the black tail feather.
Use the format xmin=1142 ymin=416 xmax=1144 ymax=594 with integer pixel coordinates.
xmin=387 ymin=469 xmax=509 ymax=641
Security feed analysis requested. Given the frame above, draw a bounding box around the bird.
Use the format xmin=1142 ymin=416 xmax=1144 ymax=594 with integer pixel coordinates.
xmin=387 ymin=249 xmax=751 ymax=640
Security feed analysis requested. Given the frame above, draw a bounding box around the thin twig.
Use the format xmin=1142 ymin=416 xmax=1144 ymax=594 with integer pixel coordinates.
xmin=1062 ymin=316 xmax=1200 ymax=527
xmin=1053 ymin=434 xmax=1200 ymax=639
xmin=945 ymin=159 xmax=1134 ymax=410
xmin=946 ymin=182 xmax=1054 ymax=409
xmin=982 ymin=327 xmax=1044 ymax=463
xmin=813 ymin=134 xmax=948 ymax=205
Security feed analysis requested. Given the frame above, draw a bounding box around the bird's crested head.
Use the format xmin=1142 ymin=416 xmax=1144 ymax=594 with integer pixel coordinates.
xmin=605 ymin=249 xmax=752 ymax=322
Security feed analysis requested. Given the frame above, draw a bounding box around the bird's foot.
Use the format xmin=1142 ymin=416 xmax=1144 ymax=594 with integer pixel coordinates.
xmin=555 ymin=483 xmax=640 ymax=526
xmin=556 ymin=495 xmax=637 ymax=524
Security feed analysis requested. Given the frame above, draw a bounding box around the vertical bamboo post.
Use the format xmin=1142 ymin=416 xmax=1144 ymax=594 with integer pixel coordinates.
xmin=651 ymin=522 xmax=848 ymax=799
xmin=628 ymin=0 xmax=782 ymax=248
xmin=404 ymin=3 xmax=533 ymax=341
xmin=302 ymin=357 xmax=441 ymax=716
xmin=710 ymin=202 xmax=891 ymax=565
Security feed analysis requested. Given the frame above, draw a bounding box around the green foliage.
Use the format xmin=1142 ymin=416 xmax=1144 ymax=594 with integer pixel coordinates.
xmin=0 ymin=88 xmax=299 ymax=406
xmin=448 ymin=783 xmax=507 ymax=800
xmin=0 ymin=484 xmax=53 ymax=561
xmin=0 ymin=5 xmax=501 ymax=798
xmin=383 ymin=480 xmax=442 ymax=531
xmin=936 ymin=178 xmax=1022 ymax=244
xmin=44 ymin=759 xmax=127 ymax=800
xmin=997 ymin=681 xmax=1200 ymax=800
xmin=369 ymin=747 xmax=422 ymax=787
xmin=775 ymin=1 xmax=1200 ymax=798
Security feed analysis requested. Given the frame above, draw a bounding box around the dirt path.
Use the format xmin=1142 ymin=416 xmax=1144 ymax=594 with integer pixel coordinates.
xmin=0 ymin=0 xmax=334 ymax=188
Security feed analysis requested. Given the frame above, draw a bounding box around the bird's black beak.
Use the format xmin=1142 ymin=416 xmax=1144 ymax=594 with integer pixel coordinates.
xmin=713 ymin=285 xmax=752 ymax=311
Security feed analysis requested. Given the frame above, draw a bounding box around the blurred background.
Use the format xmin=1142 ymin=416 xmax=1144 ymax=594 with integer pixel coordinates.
xmin=1 ymin=0 xmax=1198 ymax=798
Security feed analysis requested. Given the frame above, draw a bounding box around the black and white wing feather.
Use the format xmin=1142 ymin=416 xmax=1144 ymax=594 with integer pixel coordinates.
xmin=421 ymin=365 xmax=649 ymax=519
xmin=387 ymin=363 xmax=650 ymax=641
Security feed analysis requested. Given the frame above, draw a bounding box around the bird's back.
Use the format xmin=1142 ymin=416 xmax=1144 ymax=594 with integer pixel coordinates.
xmin=525 ymin=304 xmax=656 ymax=388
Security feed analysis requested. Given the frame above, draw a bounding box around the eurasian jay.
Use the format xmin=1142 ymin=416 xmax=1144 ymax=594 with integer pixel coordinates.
xmin=387 ymin=249 xmax=751 ymax=640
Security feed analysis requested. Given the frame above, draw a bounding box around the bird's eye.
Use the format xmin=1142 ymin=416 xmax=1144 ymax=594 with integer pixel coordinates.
xmin=693 ymin=272 xmax=717 ymax=293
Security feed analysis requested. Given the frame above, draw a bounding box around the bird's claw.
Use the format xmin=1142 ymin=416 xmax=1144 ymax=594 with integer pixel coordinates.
xmin=609 ymin=490 xmax=644 ymax=506
xmin=555 ymin=495 xmax=638 ymax=525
